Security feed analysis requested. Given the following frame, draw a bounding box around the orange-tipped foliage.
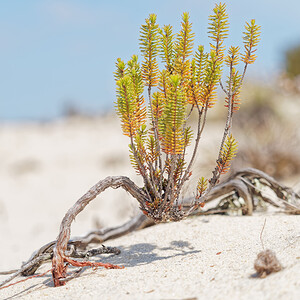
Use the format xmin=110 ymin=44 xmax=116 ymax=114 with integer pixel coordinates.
xmin=151 ymin=92 xmax=164 ymax=132
xmin=187 ymin=46 xmax=207 ymax=106
xmin=140 ymin=14 xmax=160 ymax=87
xmin=225 ymin=68 xmax=242 ymax=112
xmin=174 ymin=12 xmax=195 ymax=83
xmin=199 ymin=50 xmax=222 ymax=108
xmin=115 ymin=56 xmax=147 ymax=137
xmin=217 ymin=134 xmax=238 ymax=175
xmin=183 ymin=126 xmax=193 ymax=148
xmin=165 ymin=157 xmax=186 ymax=186
xmin=114 ymin=3 xmax=260 ymax=220
xmin=242 ymin=19 xmax=261 ymax=64
xmin=158 ymin=70 xmax=170 ymax=100
xmin=208 ymin=2 xmax=229 ymax=59
xmin=159 ymin=25 xmax=174 ymax=73
xmin=197 ymin=177 xmax=208 ymax=198
xmin=186 ymin=59 xmax=199 ymax=105
xmin=147 ymin=135 xmax=159 ymax=164
xmin=129 ymin=125 xmax=148 ymax=175
xmin=225 ymin=46 xmax=240 ymax=67
xmin=160 ymin=75 xmax=187 ymax=155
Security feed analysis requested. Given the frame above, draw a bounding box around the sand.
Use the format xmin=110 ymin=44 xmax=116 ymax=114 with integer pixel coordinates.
xmin=0 ymin=116 xmax=300 ymax=299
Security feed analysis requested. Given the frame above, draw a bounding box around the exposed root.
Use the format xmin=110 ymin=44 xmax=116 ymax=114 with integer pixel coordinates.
xmin=1 ymin=168 xmax=299 ymax=288
xmin=0 ymin=245 xmax=121 ymax=289
xmin=0 ymin=253 xmax=52 ymax=289
xmin=51 ymin=176 xmax=147 ymax=286
xmin=52 ymin=256 xmax=124 ymax=287
xmin=187 ymin=168 xmax=300 ymax=216
xmin=0 ymin=269 xmax=52 ymax=291
xmin=64 ymin=257 xmax=123 ymax=270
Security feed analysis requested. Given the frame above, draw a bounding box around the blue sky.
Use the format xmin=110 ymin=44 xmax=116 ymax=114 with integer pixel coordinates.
xmin=0 ymin=0 xmax=299 ymax=121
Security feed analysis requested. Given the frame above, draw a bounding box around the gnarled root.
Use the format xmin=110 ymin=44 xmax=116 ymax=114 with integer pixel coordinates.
xmin=2 ymin=168 xmax=298 ymax=288
xmin=52 ymin=248 xmax=67 ymax=287
xmin=186 ymin=168 xmax=300 ymax=216
xmin=51 ymin=176 xmax=147 ymax=287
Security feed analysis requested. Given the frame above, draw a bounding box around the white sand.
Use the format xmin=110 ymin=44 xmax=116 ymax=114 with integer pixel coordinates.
xmin=1 ymin=215 xmax=300 ymax=300
xmin=0 ymin=116 xmax=300 ymax=299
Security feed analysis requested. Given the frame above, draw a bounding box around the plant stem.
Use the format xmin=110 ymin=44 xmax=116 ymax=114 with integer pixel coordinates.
xmin=178 ymin=102 xmax=207 ymax=192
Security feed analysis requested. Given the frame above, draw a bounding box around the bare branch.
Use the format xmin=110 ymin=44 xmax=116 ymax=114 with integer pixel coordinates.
xmin=51 ymin=176 xmax=147 ymax=286
xmin=219 ymin=79 xmax=228 ymax=94
xmin=2 ymin=168 xmax=298 ymax=289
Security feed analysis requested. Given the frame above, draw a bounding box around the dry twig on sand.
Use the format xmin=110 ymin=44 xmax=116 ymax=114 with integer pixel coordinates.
xmin=252 ymin=218 xmax=283 ymax=278
xmin=0 ymin=167 xmax=298 ymax=289
xmin=0 ymin=245 xmax=121 ymax=290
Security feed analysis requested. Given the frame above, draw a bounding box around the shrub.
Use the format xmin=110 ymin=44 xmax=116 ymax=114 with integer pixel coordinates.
xmin=51 ymin=2 xmax=260 ymax=286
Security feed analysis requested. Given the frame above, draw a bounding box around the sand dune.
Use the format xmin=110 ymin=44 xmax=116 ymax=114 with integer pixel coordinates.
xmin=0 ymin=116 xmax=299 ymax=299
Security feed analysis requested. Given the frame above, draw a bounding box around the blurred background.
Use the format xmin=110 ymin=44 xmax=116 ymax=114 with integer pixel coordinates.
xmin=0 ymin=0 xmax=300 ymax=270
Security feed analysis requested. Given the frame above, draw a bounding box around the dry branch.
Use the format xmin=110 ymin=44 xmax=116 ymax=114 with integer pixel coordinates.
xmin=0 ymin=245 xmax=121 ymax=290
xmin=51 ymin=176 xmax=147 ymax=286
xmin=187 ymin=167 xmax=300 ymax=216
xmin=1 ymin=168 xmax=299 ymax=289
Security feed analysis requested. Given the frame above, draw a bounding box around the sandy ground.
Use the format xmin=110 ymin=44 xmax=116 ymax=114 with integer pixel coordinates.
xmin=0 ymin=116 xmax=300 ymax=299
xmin=1 ymin=215 xmax=300 ymax=300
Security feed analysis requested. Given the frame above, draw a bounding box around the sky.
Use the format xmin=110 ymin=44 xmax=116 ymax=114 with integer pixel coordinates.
xmin=0 ymin=0 xmax=299 ymax=121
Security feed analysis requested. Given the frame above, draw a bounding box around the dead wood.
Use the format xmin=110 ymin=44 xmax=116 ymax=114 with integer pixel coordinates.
xmin=0 ymin=245 xmax=121 ymax=290
xmin=187 ymin=167 xmax=300 ymax=216
xmin=51 ymin=175 xmax=147 ymax=286
xmin=1 ymin=168 xmax=299 ymax=289
xmin=0 ymin=213 xmax=151 ymax=287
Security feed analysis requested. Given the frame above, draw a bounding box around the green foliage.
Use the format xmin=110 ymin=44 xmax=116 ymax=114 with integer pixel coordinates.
xmin=208 ymin=2 xmax=229 ymax=59
xmin=160 ymin=74 xmax=186 ymax=155
xmin=115 ymin=57 xmax=147 ymax=137
xmin=225 ymin=68 xmax=242 ymax=112
xmin=200 ymin=50 xmax=222 ymax=108
xmin=217 ymin=134 xmax=238 ymax=175
xmin=242 ymin=19 xmax=261 ymax=64
xmin=195 ymin=45 xmax=208 ymax=86
xmin=140 ymin=14 xmax=160 ymax=87
xmin=174 ymin=12 xmax=195 ymax=80
xmin=159 ymin=25 xmax=174 ymax=73
xmin=197 ymin=177 xmax=208 ymax=199
xmin=114 ymin=3 xmax=260 ymax=221
xmin=284 ymin=43 xmax=300 ymax=78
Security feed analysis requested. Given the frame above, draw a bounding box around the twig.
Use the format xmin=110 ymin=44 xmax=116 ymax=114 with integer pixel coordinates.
xmin=260 ymin=218 xmax=267 ymax=250
xmin=0 ymin=245 xmax=121 ymax=289
xmin=59 ymin=267 xmax=84 ymax=282
xmin=0 ymin=270 xmax=19 ymax=275
xmin=0 ymin=269 xmax=52 ymax=291
xmin=0 ymin=254 xmax=51 ymax=289
xmin=1 ymin=168 xmax=299 ymax=289
xmin=219 ymin=79 xmax=228 ymax=95
xmin=66 ymin=245 xmax=121 ymax=258
xmin=179 ymin=103 xmax=207 ymax=192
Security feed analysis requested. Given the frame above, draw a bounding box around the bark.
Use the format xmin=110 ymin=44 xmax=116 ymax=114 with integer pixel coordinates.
xmin=1 ymin=168 xmax=298 ymax=289
xmin=50 ymin=168 xmax=299 ymax=286
xmin=51 ymin=176 xmax=147 ymax=287
xmin=192 ymin=167 xmax=300 ymax=215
